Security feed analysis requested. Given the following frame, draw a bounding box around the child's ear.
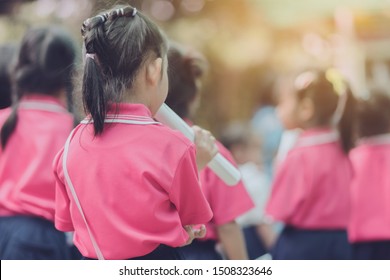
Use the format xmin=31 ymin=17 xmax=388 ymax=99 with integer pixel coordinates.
xmin=145 ymin=57 xmax=162 ymax=87
xmin=299 ymin=97 xmax=315 ymax=123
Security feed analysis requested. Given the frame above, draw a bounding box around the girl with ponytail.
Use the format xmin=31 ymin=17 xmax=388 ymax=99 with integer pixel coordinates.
xmin=53 ymin=5 xmax=217 ymax=260
xmin=0 ymin=26 xmax=76 ymax=259
xmin=265 ymin=69 xmax=355 ymax=259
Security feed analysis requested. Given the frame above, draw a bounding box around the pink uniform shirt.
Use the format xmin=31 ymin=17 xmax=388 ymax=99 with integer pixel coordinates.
xmin=0 ymin=94 xmax=73 ymax=221
xmin=199 ymin=142 xmax=255 ymax=240
xmin=54 ymin=103 xmax=213 ymax=260
xmin=349 ymin=134 xmax=390 ymax=242
xmin=266 ymin=128 xmax=352 ymax=229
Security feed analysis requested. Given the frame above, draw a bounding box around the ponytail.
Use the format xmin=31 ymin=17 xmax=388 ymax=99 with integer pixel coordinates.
xmin=1 ymin=105 xmax=19 ymax=149
xmin=80 ymin=5 xmax=167 ymax=136
xmin=0 ymin=27 xmax=76 ymax=148
xmin=82 ymin=56 xmax=106 ymax=135
xmin=337 ymin=89 xmax=356 ymax=153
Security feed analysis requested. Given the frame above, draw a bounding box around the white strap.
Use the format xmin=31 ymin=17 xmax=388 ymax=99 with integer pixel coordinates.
xmin=62 ymin=129 xmax=105 ymax=260
xmin=19 ymin=101 xmax=68 ymax=113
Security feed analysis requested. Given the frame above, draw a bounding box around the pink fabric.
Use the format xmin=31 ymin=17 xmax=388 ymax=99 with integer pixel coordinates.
xmin=266 ymin=128 xmax=352 ymax=229
xmin=54 ymin=103 xmax=213 ymax=260
xmin=0 ymin=94 xmax=73 ymax=221
xmin=199 ymin=142 xmax=255 ymax=240
xmin=348 ymin=142 xmax=390 ymax=242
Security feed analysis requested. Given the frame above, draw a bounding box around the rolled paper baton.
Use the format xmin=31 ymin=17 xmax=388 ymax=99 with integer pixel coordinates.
xmin=155 ymin=103 xmax=241 ymax=186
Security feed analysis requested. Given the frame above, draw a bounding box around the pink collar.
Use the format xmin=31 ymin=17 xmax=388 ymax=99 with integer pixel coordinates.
xmin=19 ymin=94 xmax=68 ymax=113
xmin=296 ymin=128 xmax=339 ymax=148
xmin=358 ymin=133 xmax=390 ymax=146
xmin=82 ymin=103 xmax=159 ymax=125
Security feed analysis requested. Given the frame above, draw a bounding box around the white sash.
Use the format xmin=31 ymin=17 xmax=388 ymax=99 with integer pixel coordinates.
xmin=63 ymin=115 xmax=159 ymax=260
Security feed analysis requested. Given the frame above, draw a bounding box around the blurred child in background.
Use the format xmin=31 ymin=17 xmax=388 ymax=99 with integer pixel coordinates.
xmin=220 ymin=122 xmax=276 ymax=259
xmin=348 ymin=87 xmax=390 ymax=260
xmin=166 ymin=42 xmax=254 ymax=260
xmin=266 ymin=69 xmax=355 ymax=260
xmin=0 ymin=43 xmax=17 ymax=109
xmin=0 ymin=26 xmax=76 ymax=259
xmin=251 ymin=75 xmax=283 ymax=179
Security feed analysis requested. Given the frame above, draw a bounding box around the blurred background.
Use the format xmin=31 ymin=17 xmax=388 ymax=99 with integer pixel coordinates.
xmin=1 ymin=0 xmax=390 ymax=135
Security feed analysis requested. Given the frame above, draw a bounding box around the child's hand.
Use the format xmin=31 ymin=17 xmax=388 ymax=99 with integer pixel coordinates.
xmin=192 ymin=126 xmax=218 ymax=170
xmin=181 ymin=224 xmax=206 ymax=246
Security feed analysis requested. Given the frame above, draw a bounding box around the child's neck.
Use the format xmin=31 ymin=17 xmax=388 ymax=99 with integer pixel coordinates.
xmin=121 ymin=89 xmax=152 ymax=111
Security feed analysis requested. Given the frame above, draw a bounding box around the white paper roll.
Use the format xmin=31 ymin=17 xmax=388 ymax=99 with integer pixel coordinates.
xmin=155 ymin=103 xmax=241 ymax=186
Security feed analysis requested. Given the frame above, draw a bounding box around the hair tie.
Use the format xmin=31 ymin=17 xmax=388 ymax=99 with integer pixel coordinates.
xmin=326 ymin=68 xmax=346 ymax=97
xmin=132 ymin=8 xmax=137 ymax=17
xmin=86 ymin=53 xmax=95 ymax=60
xmin=326 ymin=68 xmax=348 ymax=126
xmin=98 ymin=15 xmax=106 ymax=23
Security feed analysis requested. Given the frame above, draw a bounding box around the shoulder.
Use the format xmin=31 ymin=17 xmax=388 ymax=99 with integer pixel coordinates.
xmin=350 ymin=145 xmax=366 ymax=158
xmin=350 ymin=144 xmax=390 ymax=163
xmin=275 ymin=147 xmax=309 ymax=176
xmin=285 ymin=146 xmax=307 ymax=161
xmin=154 ymin=124 xmax=194 ymax=150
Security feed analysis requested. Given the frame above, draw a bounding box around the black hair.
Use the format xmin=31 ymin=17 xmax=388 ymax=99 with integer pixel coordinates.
xmin=256 ymin=72 xmax=278 ymax=107
xmin=219 ymin=122 xmax=253 ymax=151
xmin=356 ymin=88 xmax=390 ymax=138
xmin=0 ymin=43 xmax=17 ymax=109
xmin=0 ymin=26 xmax=76 ymax=148
xmin=165 ymin=42 xmax=207 ymax=119
xmin=81 ymin=5 xmax=167 ymax=135
xmin=295 ymin=70 xmax=356 ymax=153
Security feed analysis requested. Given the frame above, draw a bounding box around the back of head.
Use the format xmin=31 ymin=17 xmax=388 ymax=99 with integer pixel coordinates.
xmin=165 ymin=42 xmax=207 ymax=119
xmin=1 ymin=26 xmax=76 ymax=149
xmin=0 ymin=43 xmax=17 ymax=109
xmin=81 ymin=5 xmax=167 ymax=135
xmin=256 ymin=72 xmax=278 ymax=108
xmin=220 ymin=122 xmax=252 ymax=151
xmin=220 ymin=121 xmax=261 ymax=165
xmin=295 ymin=69 xmax=356 ymax=153
xmin=14 ymin=26 xmax=76 ymax=97
xmin=356 ymin=87 xmax=390 ymax=138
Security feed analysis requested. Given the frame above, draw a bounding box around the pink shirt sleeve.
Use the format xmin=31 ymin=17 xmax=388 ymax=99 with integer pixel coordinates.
xmin=265 ymin=150 xmax=307 ymax=223
xmin=169 ymin=145 xmax=213 ymax=226
xmin=207 ymin=143 xmax=254 ymax=226
xmin=53 ymin=148 xmax=74 ymax=232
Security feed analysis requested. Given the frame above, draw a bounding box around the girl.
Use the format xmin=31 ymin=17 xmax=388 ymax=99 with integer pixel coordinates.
xmin=53 ymin=5 xmax=217 ymax=260
xmin=0 ymin=27 xmax=76 ymax=259
xmin=349 ymin=88 xmax=390 ymax=260
xmin=165 ymin=42 xmax=254 ymax=260
xmin=265 ymin=69 xmax=355 ymax=260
